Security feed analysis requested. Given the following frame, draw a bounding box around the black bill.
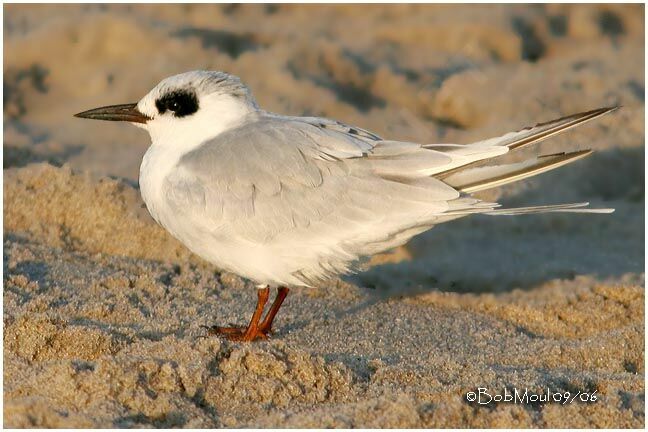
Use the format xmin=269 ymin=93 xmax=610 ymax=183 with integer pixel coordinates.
xmin=74 ymin=103 xmax=149 ymax=124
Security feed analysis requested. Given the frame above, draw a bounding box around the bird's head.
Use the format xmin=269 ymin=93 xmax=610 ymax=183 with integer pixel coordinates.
xmin=75 ymin=70 xmax=259 ymax=147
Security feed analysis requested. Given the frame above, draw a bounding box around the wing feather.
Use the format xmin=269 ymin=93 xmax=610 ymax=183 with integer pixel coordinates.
xmin=444 ymin=149 xmax=593 ymax=193
xmin=471 ymin=106 xmax=618 ymax=150
xmin=432 ymin=106 xmax=618 ymax=179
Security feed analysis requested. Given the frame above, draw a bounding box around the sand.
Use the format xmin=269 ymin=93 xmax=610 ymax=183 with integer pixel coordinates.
xmin=3 ymin=4 xmax=645 ymax=428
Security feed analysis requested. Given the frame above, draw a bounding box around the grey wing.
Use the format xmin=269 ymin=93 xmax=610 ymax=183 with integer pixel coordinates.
xmin=164 ymin=116 xmax=469 ymax=280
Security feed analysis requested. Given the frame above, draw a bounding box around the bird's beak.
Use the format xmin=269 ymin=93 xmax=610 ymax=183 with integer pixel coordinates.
xmin=74 ymin=103 xmax=149 ymax=124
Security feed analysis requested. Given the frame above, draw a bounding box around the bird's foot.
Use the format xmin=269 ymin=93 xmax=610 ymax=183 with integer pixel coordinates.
xmin=204 ymin=324 xmax=270 ymax=341
xmin=202 ymin=286 xmax=289 ymax=342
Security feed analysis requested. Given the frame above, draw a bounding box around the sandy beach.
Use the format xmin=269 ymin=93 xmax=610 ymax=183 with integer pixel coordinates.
xmin=3 ymin=4 xmax=644 ymax=428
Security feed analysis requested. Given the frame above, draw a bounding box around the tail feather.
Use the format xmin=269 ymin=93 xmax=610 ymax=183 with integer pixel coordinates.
xmin=445 ymin=149 xmax=592 ymax=193
xmin=484 ymin=202 xmax=614 ymax=215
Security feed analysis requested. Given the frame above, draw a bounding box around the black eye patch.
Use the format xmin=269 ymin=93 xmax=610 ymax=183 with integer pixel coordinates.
xmin=155 ymin=90 xmax=199 ymax=118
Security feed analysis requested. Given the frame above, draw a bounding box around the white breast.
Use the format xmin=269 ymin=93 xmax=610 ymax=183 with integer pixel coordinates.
xmin=139 ymin=144 xmax=181 ymax=226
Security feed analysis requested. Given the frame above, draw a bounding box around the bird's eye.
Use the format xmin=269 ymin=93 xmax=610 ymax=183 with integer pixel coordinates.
xmin=155 ymin=90 xmax=199 ymax=118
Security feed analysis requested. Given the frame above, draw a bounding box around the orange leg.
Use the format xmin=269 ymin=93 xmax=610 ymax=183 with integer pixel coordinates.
xmin=208 ymin=286 xmax=289 ymax=342
xmin=259 ymin=286 xmax=290 ymax=333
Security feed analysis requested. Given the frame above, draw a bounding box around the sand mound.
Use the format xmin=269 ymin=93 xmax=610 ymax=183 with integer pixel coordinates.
xmin=4 ymin=163 xmax=190 ymax=263
xmin=4 ymin=3 xmax=644 ymax=428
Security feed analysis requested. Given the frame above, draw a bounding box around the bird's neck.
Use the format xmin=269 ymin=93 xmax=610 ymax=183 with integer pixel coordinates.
xmin=138 ymin=96 xmax=260 ymax=222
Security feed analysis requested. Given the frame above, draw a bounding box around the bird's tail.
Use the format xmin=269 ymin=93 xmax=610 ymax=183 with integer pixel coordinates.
xmin=435 ymin=106 xmax=619 ymax=215
xmin=483 ymin=202 xmax=614 ymax=215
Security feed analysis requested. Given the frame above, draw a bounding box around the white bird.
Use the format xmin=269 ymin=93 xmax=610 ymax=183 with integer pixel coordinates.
xmin=75 ymin=70 xmax=615 ymax=341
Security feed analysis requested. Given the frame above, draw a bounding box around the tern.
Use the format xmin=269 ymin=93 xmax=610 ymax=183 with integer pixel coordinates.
xmin=76 ymin=70 xmax=615 ymax=341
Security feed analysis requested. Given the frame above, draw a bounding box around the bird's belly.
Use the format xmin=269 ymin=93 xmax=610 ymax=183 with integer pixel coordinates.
xmin=157 ymin=210 xmax=314 ymax=286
